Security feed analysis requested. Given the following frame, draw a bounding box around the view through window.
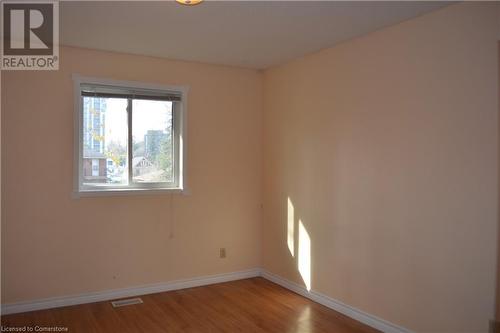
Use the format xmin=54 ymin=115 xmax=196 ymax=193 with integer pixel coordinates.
xmin=77 ymin=80 xmax=184 ymax=193
xmin=132 ymin=100 xmax=173 ymax=183
xmin=83 ymin=97 xmax=128 ymax=185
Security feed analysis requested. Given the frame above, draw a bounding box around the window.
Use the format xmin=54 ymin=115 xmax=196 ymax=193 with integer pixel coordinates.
xmin=91 ymin=159 xmax=99 ymax=177
xmin=73 ymin=75 xmax=187 ymax=195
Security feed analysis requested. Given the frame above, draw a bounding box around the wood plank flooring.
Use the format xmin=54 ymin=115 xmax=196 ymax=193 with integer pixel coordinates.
xmin=1 ymin=277 xmax=380 ymax=333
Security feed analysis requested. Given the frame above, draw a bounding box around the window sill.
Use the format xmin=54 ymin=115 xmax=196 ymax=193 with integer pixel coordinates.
xmin=72 ymin=187 xmax=189 ymax=198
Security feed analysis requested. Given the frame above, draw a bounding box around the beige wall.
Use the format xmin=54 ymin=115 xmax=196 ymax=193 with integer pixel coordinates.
xmin=1 ymin=46 xmax=262 ymax=303
xmin=262 ymin=2 xmax=498 ymax=333
xmin=2 ymin=2 xmax=500 ymax=333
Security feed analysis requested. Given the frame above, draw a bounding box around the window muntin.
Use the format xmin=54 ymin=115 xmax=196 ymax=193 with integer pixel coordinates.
xmin=75 ymin=78 xmax=186 ymax=194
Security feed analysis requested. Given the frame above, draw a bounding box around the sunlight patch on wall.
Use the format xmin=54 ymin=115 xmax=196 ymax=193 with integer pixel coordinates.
xmin=287 ymin=197 xmax=295 ymax=257
xmin=298 ymin=220 xmax=311 ymax=291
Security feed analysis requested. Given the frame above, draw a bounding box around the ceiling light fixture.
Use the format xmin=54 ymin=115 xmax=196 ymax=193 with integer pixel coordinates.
xmin=175 ymin=0 xmax=203 ymax=5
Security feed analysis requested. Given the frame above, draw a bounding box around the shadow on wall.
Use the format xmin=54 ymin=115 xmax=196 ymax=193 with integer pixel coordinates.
xmin=287 ymin=197 xmax=311 ymax=291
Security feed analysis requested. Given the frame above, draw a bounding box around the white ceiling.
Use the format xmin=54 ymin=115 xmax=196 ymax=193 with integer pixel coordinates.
xmin=60 ymin=1 xmax=449 ymax=69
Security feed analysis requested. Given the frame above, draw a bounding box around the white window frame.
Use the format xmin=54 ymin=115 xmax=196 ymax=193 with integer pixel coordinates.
xmin=73 ymin=74 xmax=188 ymax=197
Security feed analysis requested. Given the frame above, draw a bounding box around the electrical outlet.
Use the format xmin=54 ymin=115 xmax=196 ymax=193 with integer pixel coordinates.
xmin=219 ymin=247 xmax=226 ymax=259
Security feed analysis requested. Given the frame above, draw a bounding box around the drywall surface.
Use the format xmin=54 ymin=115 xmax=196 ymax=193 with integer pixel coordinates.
xmin=2 ymin=46 xmax=262 ymax=304
xmin=262 ymin=3 xmax=499 ymax=332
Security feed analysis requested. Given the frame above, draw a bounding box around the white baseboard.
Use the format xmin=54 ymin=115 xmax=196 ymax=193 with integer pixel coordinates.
xmin=1 ymin=268 xmax=260 ymax=315
xmin=2 ymin=268 xmax=413 ymax=333
xmin=261 ymin=270 xmax=413 ymax=333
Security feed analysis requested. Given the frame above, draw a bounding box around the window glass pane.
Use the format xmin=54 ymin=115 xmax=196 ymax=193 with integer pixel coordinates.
xmin=132 ymin=100 xmax=173 ymax=183
xmin=82 ymin=97 xmax=128 ymax=186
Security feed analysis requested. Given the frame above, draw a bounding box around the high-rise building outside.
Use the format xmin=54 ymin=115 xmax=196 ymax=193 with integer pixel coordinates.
xmin=82 ymin=97 xmax=107 ymax=182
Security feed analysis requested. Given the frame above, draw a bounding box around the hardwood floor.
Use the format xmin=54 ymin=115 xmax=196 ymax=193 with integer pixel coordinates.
xmin=1 ymin=278 xmax=380 ymax=333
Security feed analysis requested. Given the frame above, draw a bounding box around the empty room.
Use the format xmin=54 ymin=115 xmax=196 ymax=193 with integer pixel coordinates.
xmin=1 ymin=1 xmax=499 ymax=332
